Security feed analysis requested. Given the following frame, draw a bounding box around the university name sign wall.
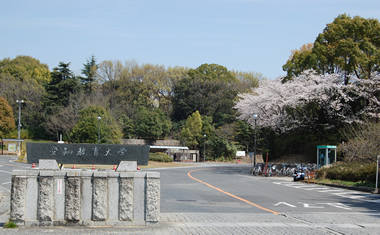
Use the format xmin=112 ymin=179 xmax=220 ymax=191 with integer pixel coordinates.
xmin=26 ymin=143 xmax=150 ymax=165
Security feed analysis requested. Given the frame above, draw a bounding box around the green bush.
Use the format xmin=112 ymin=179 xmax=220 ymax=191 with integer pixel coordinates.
xmin=149 ymin=152 xmax=173 ymax=162
xmin=317 ymin=162 xmax=377 ymax=183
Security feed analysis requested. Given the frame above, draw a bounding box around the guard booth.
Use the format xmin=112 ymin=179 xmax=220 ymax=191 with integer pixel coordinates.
xmin=317 ymin=145 xmax=337 ymax=169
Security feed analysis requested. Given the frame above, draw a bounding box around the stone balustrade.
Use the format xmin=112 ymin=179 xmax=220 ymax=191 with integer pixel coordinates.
xmin=10 ymin=160 xmax=160 ymax=227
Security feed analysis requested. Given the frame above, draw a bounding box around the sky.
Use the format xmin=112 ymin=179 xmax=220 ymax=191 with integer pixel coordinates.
xmin=1 ymin=0 xmax=380 ymax=79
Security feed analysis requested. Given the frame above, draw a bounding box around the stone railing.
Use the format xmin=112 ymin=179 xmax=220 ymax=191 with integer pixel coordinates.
xmin=10 ymin=160 xmax=160 ymax=227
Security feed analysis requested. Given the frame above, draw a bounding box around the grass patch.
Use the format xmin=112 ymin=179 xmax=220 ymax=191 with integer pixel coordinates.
xmin=3 ymin=220 xmax=17 ymax=228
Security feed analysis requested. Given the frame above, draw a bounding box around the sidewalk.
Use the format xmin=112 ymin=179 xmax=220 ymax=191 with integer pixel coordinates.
xmin=0 ymin=190 xmax=379 ymax=234
xmin=0 ymin=212 xmax=379 ymax=234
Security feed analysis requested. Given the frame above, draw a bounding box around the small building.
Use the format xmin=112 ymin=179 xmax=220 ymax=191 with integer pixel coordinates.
xmin=121 ymin=139 xmax=200 ymax=162
xmin=149 ymin=146 xmax=199 ymax=162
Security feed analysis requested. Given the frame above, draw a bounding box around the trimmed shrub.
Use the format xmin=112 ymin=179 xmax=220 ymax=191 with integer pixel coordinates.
xmin=149 ymin=152 xmax=173 ymax=162
xmin=317 ymin=161 xmax=377 ymax=183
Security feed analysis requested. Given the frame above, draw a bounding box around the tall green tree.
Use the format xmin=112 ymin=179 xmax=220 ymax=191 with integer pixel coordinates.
xmin=208 ymin=124 xmax=237 ymax=161
xmin=45 ymin=62 xmax=82 ymax=109
xmin=116 ymin=62 xmax=186 ymax=116
xmin=234 ymin=120 xmax=255 ymax=154
xmin=0 ymin=56 xmax=49 ymax=138
xmin=282 ymin=43 xmax=315 ymax=82
xmin=107 ymin=62 xmax=187 ymax=132
xmin=181 ymin=111 xmax=203 ymax=149
xmin=314 ymin=14 xmax=380 ymax=83
xmin=283 ymin=14 xmax=380 ymax=83
xmin=113 ymin=77 xmax=155 ymax=118
xmin=81 ymin=55 xmax=98 ymax=94
xmin=0 ymin=55 xmax=51 ymax=84
xmin=70 ymin=106 xmax=122 ymax=144
xmin=187 ymin=63 xmax=236 ymax=82
xmin=172 ymin=63 xmax=244 ymax=125
xmin=133 ymin=106 xmax=172 ymax=139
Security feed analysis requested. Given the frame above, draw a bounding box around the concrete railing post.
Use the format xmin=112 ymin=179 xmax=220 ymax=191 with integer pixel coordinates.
xmin=65 ymin=171 xmax=81 ymax=222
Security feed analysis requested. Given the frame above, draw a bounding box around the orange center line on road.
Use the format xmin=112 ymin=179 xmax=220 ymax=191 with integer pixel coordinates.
xmin=187 ymin=169 xmax=280 ymax=215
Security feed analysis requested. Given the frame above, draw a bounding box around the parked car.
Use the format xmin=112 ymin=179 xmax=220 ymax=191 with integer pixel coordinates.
xmin=293 ymin=171 xmax=305 ymax=181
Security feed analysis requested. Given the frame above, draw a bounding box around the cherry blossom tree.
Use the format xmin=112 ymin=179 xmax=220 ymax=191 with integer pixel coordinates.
xmin=235 ymin=70 xmax=380 ymax=134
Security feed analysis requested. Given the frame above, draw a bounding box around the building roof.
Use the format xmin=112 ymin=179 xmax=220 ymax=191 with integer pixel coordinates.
xmin=150 ymin=146 xmax=189 ymax=150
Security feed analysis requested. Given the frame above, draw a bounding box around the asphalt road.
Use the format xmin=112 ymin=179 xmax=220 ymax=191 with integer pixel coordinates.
xmin=149 ymin=163 xmax=380 ymax=215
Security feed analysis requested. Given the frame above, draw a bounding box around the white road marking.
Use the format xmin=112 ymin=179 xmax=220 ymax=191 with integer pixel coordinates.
xmin=0 ymin=185 xmax=10 ymax=193
xmin=0 ymin=169 xmax=12 ymax=174
xmin=301 ymin=203 xmax=324 ymax=209
xmin=274 ymin=181 xmax=380 ymax=203
xmin=274 ymin=202 xmax=296 ymax=207
xmin=304 ymin=187 xmax=329 ymax=190
xmin=318 ymin=203 xmax=352 ymax=210
xmin=274 ymin=201 xmax=353 ymax=210
xmin=317 ymin=189 xmax=344 ymax=193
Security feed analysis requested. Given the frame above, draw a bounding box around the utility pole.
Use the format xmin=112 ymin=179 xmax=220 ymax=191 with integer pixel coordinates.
xmin=16 ymin=100 xmax=24 ymax=155
xmin=203 ymin=134 xmax=206 ymax=162
xmin=253 ymin=114 xmax=258 ymax=167
xmin=97 ymin=116 xmax=101 ymax=144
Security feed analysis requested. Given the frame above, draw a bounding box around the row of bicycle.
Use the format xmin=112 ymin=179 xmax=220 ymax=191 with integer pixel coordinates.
xmin=251 ymin=163 xmax=317 ymax=177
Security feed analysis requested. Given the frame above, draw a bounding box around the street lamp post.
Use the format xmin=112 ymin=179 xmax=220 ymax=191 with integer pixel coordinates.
xmin=252 ymin=114 xmax=258 ymax=167
xmin=203 ymin=134 xmax=206 ymax=162
xmin=16 ymin=100 xmax=24 ymax=155
xmin=376 ymin=155 xmax=379 ymax=194
xmin=97 ymin=116 xmax=101 ymax=144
